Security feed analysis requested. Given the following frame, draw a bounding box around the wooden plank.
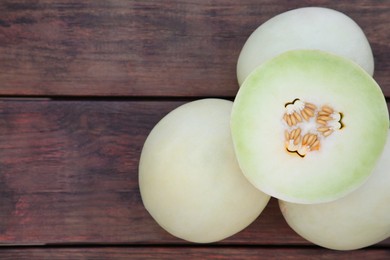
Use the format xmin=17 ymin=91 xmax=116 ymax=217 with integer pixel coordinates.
xmin=0 ymin=0 xmax=388 ymax=97
xmin=0 ymin=100 xmax=181 ymax=244
xmin=0 ymin=247 xmax=389 ymax=260
xmin=0 ymin=100 xmax=389 ymax=247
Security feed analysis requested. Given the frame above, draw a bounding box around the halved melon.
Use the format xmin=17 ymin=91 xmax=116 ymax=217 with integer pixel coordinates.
xmin=237 ymin=7 xmax=374 ymax=86
xmin=279 ymin=130 xmax=390 ymax=250
xmin=231 ymin=50 xmax=388 ymax=204
xmin=139 ymin=99 xmax=270 ymax=243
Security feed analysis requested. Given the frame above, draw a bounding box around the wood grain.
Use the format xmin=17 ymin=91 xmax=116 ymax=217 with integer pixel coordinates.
xmin=0 ymin=0 xmax=388 ymax=97
xmin=0 ymin=100 xmax=389 ymax=247
xmin=0 ymin=247 xmax=389 ymax=260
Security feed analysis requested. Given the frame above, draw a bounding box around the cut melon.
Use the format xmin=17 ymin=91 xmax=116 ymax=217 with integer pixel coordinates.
xmin=279 ymin=130 xmax=390 ymax=250
xmin=231 ymin=50 xmax=388 ymax=204
xmin=139 ymin=99 xmax=270 ymax=243
xmin=237 ymin=7 xmax=374 ymax=85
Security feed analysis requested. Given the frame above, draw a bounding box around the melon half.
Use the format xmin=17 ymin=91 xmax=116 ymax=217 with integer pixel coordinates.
xmin=279 ymin=130 xmax=390 ymax=250
xmin=139 ymin=99 xmax=270 ymax=243
xmin=231 ymin=50 xmax=388 ymax=204
xmin=237 ymin=7 xmax=374 ymax=86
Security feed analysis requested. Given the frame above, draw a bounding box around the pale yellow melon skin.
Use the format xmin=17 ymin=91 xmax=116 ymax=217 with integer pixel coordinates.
xmin=237 ymin=7 xmax=374 ymax=85
xmin=139 ymin=99 xmax=270 ymax=243
xmin=279 ymin=131 xmax=390 ymax=250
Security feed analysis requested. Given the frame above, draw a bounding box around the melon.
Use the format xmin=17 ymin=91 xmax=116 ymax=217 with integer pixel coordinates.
xmin=139 ymin=99 xmax=270 ymax=243
xmin=237 ymin=7 xmax=374 ymax=85
xmin=230 ymin=50 xmax=388 ymax=204
xmin=279 ymin=130 xmax=390 ymax=250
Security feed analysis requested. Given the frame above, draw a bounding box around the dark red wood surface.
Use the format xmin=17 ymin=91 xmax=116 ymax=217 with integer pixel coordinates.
xmin=0 ymin=0 xmax=388 ymax=97
xmin=0 ymin=247 xmax=390 ymax=260
xmin=0 ymin=0 xmax=389 ymax=259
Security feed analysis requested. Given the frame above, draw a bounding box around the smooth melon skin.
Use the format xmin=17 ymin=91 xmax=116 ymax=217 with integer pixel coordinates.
xmin=237 ymin=7 xmax=374 ymax=86
xmin=231 ymin=50 xmax=389 ymax=204
xmin=139 ymin=99 xmax=270 ymax=243
xmin=279 ymin=130 xmax=390 ymax=250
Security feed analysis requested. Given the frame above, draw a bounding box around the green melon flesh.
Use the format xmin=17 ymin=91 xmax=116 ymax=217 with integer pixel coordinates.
xmin=231 ymin=50 xmax=388 ymax=204
xmin=139 ymin=99 xmax=270 ymax=243
xmin=279 ymin=130 xmax=390 ymax=250
xmin=237 ymin=7 xmax=374 ymax=86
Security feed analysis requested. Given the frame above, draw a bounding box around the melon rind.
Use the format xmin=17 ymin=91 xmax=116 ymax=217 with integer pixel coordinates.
xmin=231 ymin=50 xmax=389 ymax=204
xmin=139 ymin=99 xmax=270 ymax=243
xmin=237 ymin=7 xmax=374 ymax=85
xmin=279 ymin=130 xmax=390 ymax=250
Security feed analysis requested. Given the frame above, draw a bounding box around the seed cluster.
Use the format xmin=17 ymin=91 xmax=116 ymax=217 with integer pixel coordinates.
xmin=283 ymin=99 xmax=343 ymax=157
xmin=316 ymin=105 xmax=343 ymax=137
xmin=283 ymin=100 xmax=316 ymax=126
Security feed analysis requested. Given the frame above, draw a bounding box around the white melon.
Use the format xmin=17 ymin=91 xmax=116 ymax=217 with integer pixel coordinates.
xmin=237 ymin=7 xmax=374 ymax=85
xmin=139 ymin=99 xmax=270 ymax=243
xmin=231 ymin=50 xmax=388 ymax=204
xmin=279 ymin=130 xmax=390 ymax=250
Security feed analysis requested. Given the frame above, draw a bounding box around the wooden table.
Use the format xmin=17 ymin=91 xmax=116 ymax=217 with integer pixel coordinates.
xmin=0 ymin=1 xmax=389 ymax=258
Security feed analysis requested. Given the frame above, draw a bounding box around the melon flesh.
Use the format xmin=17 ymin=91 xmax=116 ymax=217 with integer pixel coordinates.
xmin=231 ymin=50 xmax=388 ymax=204
xmin=139 ymin=99 xmax=270 ymax=243
xmin=237 ymin=7 xmax=374 ymax=85
xmin=279 ymin=130 xmax=390 ymax=250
